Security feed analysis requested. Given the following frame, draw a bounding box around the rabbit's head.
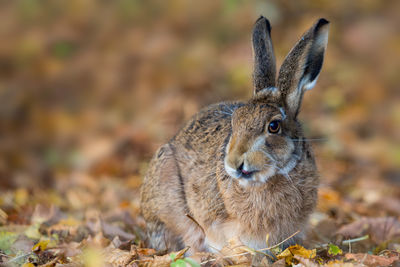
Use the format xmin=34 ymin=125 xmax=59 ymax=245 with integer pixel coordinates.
xmin=224 ymin=17 xmax=329 ymax=186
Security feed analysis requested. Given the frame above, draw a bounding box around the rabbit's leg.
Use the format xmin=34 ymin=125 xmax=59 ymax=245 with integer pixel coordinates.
xmin=146 ymin=220 xmax=184 ymax=252
xmin=142 ymin=144 xmax=207 ymax=253
xmin=146 ymin=216 xmax=207 ymax=254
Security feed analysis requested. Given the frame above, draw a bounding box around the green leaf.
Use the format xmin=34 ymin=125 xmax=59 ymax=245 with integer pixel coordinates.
xmin=0 ymin=231 xmax=19 ymax=254
xmin=328 ymin=244 xmax=343 ymax=256
xmin=52 ymin=41 xmax=76 ymax=59
xmin=170 ymin=253 xmax=176 ymax=261
xmin=184 ymin=257 xmax=201 ymax=267
xmin=174 ymin=259 xmax=187 ymax=267
xmin=24 ymin=223 xmax=41 ymax=240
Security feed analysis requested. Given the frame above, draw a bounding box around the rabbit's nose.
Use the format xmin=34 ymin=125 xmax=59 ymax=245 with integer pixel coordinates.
xmin=238 ymin=162 xmax=244 ymax=172
xmin=238 ymin=162 xmax=253 ymax=177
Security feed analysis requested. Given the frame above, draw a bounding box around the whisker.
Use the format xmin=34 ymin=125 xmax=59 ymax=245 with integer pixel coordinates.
xmin=274 ymin=165 xmax=293 ymax=183
xmin=218 ymin=111 xmax=233 ymax=116
xmin=223 ymin=104 xmax=235 ymax=114
xmin=263 ymin=164 xmax=275 ymax=167
xmin=260 ymin=149 xmax=278 ymax=162
xmin=290 ymin=138 xmax=327 ymax=142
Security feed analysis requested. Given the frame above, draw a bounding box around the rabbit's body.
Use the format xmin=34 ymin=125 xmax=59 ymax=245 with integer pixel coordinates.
xmin=141 ymin=17 xmax=329 ymax=254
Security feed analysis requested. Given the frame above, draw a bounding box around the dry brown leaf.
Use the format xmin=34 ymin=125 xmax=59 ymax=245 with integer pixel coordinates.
xmin=31 ymin=204 xmax=63 ymax=225
xmin=293 ymin=256 xmax=320 ymax=267
xmin=251 ymin=253 xmax=272 ymax=267
xmin=277 ymin=244 xmax=316 ymax=265
xmin=101 ymin=220 xmax=135 ymax=241
xmin=345 ymin=253 xmax=399 ymax=266
xmin=82 ymin=232 xmax=110 ymax=248
xmin=85 ymin=210 xmax=135 ymax=241
xmin=189 ymin=252 xmax=216 ymax=266
xmin=10 ymin=235 xmax=35 ymax=254
xmin=133 ymin=247 xmax=157 ymax=256
xmin=220 ymin=236 xmax=252 ymax=265
xmin=336 ymin=217 xmax=400 ymax=244
xmin=295 ymin=255 xmax=361 ymax=267
xmin=103 ymin=247 xmax=135 ymax=266
xmin=37 ymin=255 xmax=62 ymax=267
xmin=49 ymin=242 xmax=82 ymax=258
xmin=270 ymin=258 xmax=286 ymax=266
xmin=138 ymin=247 xmax=188 ymax=267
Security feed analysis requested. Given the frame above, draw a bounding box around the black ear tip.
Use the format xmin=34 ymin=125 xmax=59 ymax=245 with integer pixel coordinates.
xmin=256 ymin=15 xmax=265 ymax=23
xmin=316 ymin=18 xmax=330 ymax=27
xmin=313 ymin=18 xmax=330 ymax=35
xmin=255 ymin=16 xmax=272 ymax=34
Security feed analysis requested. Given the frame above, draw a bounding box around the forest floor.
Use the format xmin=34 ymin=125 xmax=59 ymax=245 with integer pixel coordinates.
xmin=0 ymin=1 xmax=399 ymax=266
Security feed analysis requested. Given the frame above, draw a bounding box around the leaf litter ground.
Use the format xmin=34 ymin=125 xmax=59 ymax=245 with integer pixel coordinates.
xmin=1 ymin=1 xmax=400 ymax=266
xmin=1 ymin=173 xmax=400 ymax=266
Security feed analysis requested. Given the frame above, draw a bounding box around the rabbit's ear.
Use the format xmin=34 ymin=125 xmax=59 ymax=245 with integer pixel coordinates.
xmin=277 ymin=18 xmax=329 ymax=117
xmin=252 ymin=16 xmax=276 ymax=95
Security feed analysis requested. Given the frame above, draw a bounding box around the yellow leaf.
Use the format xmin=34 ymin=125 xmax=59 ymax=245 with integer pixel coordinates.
xmin=58 ymin=217 xmax=80 ymax=226
xmin=15 ymin=188 xmax=29 ymax=206
xmin=21 ymin=263 xmax=35 ymax=267
xmin=32 ymin=240 xmax=49 ymax=252
xmin=25 ymin=223 xmax=41 ymax=239
xmin=277 ymin=244 xmax=316 ymax=265
xmin=83 ymin=247 xmax=104 ymax=267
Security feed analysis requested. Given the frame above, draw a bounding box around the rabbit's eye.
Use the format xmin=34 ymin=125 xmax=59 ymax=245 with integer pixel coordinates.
xmin=268 ymin=120 xmax=281 ymax=134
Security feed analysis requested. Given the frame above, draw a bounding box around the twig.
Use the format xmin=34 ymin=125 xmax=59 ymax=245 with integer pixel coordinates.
xmin=258 ymin=230 xmax=300 ymax=252
xmin=6 ymin=252 xmax=33 ymax=264
xmin=342 ymin=235 xmax=369 ymax=245
xmin=314 ymin=234 xmax=369 ymax=254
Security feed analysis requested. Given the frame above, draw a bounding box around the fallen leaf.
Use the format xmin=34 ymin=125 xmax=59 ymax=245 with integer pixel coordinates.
xmin=270 ymin=258 xmax=286 ymax=266
xmin=293 ymin=256 xmax=319 ymax=267
xmin=328 ymin=244 xmax=343 ymax=256
xmin=14 ymin=188 xmax=29 ymax=207
xmin=82 ymin=232 xmax=110 ymax=248
xmin=133 ymin=247 xmax=157 ymax=256
xmin=32 ymin=240 xmax=49 ymax=252
xmin=220 ymin=236 xmax=252 ymax=265
xmin=31 ymin=204 xmax=62 ymax=225
xmin=336 ymin=217 xmax=400 ymax=244
xmin=0 ymin=208 xmax=7 ymax=224
xmin=187 ymin=252 xmax=215 ymax=266
xmin=138 ymin=247 xmax=188 ymax=267
xmin=11 ymin=235 xmax=34 ymax=254
xmin=49 ymin=242 xmax=81 ymax=258
xmin=101 ymin=220 xmax=135 ymax=241
xmin=345 ymin=253 xmax=399 ymax=266
xmin=24 ymin=223 xmax=42 ymax=240
xmin=103 ymin=247 xmax=134 ymax=266
xmin=82 ymin=247 xmax=104 ymax=267
xmin=0 ymin=231 xmax=19 ymax=254
xmin=277 ymin=244 xmax=316 ymax=265
xmin=295 ymin=255 xmax=360 ymax=267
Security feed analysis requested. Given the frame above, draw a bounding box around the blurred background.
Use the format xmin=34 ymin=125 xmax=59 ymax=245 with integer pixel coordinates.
xmin=0 ymin=0 xmax=399 ymax=222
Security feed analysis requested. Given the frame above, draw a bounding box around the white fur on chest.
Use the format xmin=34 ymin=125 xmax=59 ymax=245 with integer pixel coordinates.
xmin=204 ymin=220 xmax=267 ymax=252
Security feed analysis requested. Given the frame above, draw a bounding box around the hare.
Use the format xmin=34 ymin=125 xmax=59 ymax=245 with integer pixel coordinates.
xmin=140 ymin=16 xmax=329 ymax=254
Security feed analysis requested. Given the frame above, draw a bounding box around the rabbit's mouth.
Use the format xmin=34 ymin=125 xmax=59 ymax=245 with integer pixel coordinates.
xmin=224 ymin=160 xmax=277 ymax=185
xmin=224 ymin=153 xmax=300 ymax=186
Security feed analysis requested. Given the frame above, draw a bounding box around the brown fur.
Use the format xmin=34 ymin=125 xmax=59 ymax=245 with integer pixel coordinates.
xmin=140 ymin=17 xmax=329 ymax=254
